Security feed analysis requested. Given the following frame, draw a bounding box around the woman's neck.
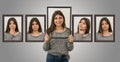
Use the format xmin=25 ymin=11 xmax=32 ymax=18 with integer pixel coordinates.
xmin=102 ymin=30 xmax=111 ymax=36
xmin=55 ymin=26 xmax=64 ymax=32
xmin=32 ymin=31 xmax=40 ymax=36
xmin=9 ymin=29 xmax=17 ymax=35
xmin=78 ymin=29 xmax=85 ymax=34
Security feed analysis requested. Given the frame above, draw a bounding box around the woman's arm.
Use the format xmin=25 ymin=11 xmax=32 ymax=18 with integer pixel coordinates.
xmin=67 ymin=35 xmax=74 ymax=51
xmin=43 ymin=34 xmax=50 ymax=51
xmin=43 ymin=42 xmax=50 ymax=51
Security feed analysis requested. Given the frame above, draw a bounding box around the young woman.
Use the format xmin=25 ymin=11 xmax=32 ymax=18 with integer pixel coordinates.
xmin=74 ymin=18 xmax=91 ymax=41
xmin=43 ymin=10 xmax=74 ymax=62
xmin=96 ymin=17 xmax=113 ymax=40
xmin=27 ymin=18 xmax=44 ymax=41
xmin=4 ymin=18 xmax=21 ymax=40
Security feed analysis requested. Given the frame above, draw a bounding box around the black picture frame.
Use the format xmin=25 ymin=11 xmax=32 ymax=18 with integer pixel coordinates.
xmin=72 ymin=14 xmax=93 ymax=42
xmin=25 ymin=14 xmax=46 ymax=42
xmin=3 ymin=14 xmax=23 ymax=42
xmin=94 ymin=14 xmax=115 ymax=42
xmin=47 ymin=6 xmax=72 ymax=30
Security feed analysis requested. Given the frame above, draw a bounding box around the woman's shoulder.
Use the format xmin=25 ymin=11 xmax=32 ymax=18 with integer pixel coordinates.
xmin=40 ymin=32 xmax=45 ymax=36
xmin=87 ymin=33 xmax=91 ymax=36
xmin=15 ymin=32 xmax=21 ymax=36
xmin=17 ymin=32 xmax=21 ymax=34
xmin=65 ymin=27 xmax=71 ymax=33
xmin=96 ymin=33 xmax=101 ymax=36
xmin=74 ymin=33 xmax=80 ymax=36
xmin=65 ymin=27 xmax=71 ymax=30
xmin=4 ymin=32 xmax=8 ymax=34
xmin=4 ymin=32 xmax=10 ymax=36
xmin=85 ymin=33 xmax=91 ymax=38
xmin=109 ymin=32 xmax=113 ymax=36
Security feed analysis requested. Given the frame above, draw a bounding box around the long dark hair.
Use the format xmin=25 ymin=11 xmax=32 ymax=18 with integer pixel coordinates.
xmin=28 ymin=18 xmax=42 ymax=33
xmin=47 ymin=10 xmax=66 ymax=35
xmin=98 ymin=17 xmax=112 ymax=33
xmin=5 ymin=18 xmax=19 ymax=33
xmin=76 ymin=18 xmax=90 ymax=34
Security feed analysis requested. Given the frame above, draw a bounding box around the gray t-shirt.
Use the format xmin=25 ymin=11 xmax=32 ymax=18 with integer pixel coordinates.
xmin=43 ymin=28 xmax=73 ymax=59
xmin=4 ymin=32 xmax=21 ymax=40
xmin=27 ymin=33 xmax=44 ymax=40
xmin=74 ymin=33 xmax=91 ymax=41
xmin=96 ymin=33 xmax=113 ymax=40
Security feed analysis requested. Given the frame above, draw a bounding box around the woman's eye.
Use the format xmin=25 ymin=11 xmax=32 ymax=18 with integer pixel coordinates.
xmin=59 ymin=17 xmax=62 ymax=19
xmin=83 ymin=23 xmax=86 ymax=25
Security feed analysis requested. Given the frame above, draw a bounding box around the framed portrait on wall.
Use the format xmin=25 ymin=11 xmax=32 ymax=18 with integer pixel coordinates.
xmin=72 ymin=14 xmax=92 ymax=42
xmin=94 ymin=14 xmax=115 ymax=42
xmin=25 ymin=14 xmax=46 ymax=42
xmin=47 ymin=6 xmax=72 ymax=30
xmin=3 ymin=14 xmax=23 ymax=42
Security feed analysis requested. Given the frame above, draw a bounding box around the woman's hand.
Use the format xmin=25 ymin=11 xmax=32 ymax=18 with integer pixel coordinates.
xmin=44 ymin=33 xmax=50 ymax=42
xmin=68 ymin=35 xmax=74 ymax=43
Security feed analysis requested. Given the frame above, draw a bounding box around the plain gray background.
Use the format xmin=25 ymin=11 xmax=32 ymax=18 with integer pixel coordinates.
xmin=0 ymin=0 xmax=120 ymax=62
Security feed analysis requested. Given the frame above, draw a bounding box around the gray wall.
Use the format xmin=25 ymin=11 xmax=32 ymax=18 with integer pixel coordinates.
xmin=0 ymin=0 xmax=120 ymax=62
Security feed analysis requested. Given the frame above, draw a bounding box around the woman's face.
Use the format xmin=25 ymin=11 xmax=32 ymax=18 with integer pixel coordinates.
xmin=54 ymin=14 xmax=64 ymax=27
xmin=79 ymin=20 xmax=87 ymax=31
xmin=9 ymin=20 xmax=16 ymax=30
xmin=101 ymin=20 xmax=109 ymax=31
xmin=32 ymin=21 xmax=39 ymax=31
